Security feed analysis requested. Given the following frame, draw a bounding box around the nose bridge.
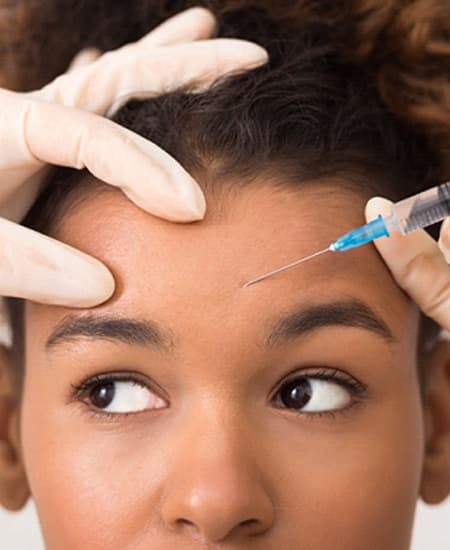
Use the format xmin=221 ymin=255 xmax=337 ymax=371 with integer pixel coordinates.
xmin=175 ymin=393 xmax=254 ymax=470
xmin=166 ymin=396 xmax=257 ymax=481
xmin=159 ymin=400 xmax=274 ymax=542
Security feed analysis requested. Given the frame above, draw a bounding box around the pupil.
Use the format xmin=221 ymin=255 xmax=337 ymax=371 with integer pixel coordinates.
xmin=90 ymin=382 xmax=115 ymax=409
xmin=280 ymin=378 xmax=312 ymax=409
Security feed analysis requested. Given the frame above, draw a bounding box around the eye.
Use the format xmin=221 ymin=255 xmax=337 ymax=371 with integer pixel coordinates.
xmin=72 ymin=373 xmax=167 ymax=415
xmin=272 ymin=370 xmax=366 ymax=415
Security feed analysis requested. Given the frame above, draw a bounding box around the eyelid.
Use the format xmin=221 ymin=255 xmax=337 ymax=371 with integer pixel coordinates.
xmin=68 ymin=370 xmax=170 ymax=405
xmin=269 ymin=367 xmax=368 ymax=418
xmin=69 ymin=372 xmax=171 ymax=422
xmin=268 ymin=366 xmax=367 ymax=399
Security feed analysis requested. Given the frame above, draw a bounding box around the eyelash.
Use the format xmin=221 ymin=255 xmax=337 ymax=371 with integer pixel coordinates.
xmin=69 ymin=368 xmax=368 ymax=423
xmin=69 ymin=372 xmax=159 ymax=423
xmin=270 ymin=368 xmax=368 ymax=421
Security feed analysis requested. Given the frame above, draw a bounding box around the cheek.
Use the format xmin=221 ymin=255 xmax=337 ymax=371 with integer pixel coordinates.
xmin=18 ymin=353 xmax=167 ymax=548
xmin=268 ymin=374 xmax=424 ymax=548
xmin=20 ymin=401 xmax=169 ymax=548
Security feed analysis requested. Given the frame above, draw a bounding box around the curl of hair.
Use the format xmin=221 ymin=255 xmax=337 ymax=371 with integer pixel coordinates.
xmin=0 ymin=0 xmax=448 ymax=176
xmin=175 ymin=0 xmax=450 ymax=177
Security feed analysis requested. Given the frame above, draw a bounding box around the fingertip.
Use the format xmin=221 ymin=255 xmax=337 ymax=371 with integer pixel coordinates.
xmin=166 ymin=6 xmax=217 ymax=40
xmin=365 ymin=196 xmax=394 ymax=222
xmin=440 ymin=216 xmax=450 ymax=236
xmin=179 ymin=177 xmax=207 ymax=221
xmin=437 ymin=217 xmax=450 ymax=262
xmin=67 ymin=48 xmax=102 ymax=71
xmin=116 ymin=128 xmax=208 ymax=222
xmin=214 ymin=38 xmax=269 ymax=67
xmin=247 ymin=43 xmax=270 ymax=67
xmin=183 ymin=6 xmax=216 ymax=27
xmin=53 ymin=252 xmax=116 ymax=308
xmin=51 ymin=244 xmax=117 ymax=307
xmin=138 ymin=6 xmax=217 ymax=47
xmin=0 ymin=216 xmax=117 ymax=308
xmin=87 ymin=262 xmax=116 ymax=305
xmin=170 ymin=169 xmax=207 ymax=221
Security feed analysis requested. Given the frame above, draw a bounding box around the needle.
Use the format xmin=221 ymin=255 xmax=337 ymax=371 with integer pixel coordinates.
xmin=242 ymin=246 xmax=332 ymax=287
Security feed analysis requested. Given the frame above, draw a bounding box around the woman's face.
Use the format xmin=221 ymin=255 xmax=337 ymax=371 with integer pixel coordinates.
xmin=19 ymin=182 xmax=429 ymax=548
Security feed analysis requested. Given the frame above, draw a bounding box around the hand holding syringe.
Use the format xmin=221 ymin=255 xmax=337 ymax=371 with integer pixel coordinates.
xmin=244 ymin=182 xmax=450 ymax=329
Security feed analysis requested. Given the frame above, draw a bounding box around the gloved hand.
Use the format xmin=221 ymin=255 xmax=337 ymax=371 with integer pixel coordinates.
xmin=0 ymin=7 xmax=268 ymax=307
xmin=366 ymin=197 xmax=450 ymax=331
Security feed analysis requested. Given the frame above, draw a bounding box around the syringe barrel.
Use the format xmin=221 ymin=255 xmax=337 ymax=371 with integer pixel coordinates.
xmin=391 ymin=182 xmax=450 ymax=234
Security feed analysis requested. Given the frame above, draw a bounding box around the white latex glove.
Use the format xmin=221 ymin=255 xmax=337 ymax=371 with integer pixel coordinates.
xmin=0 ymin=7 xmax=268 ymax=308
xmin=366 ymin=197 xmax=450 ymax=331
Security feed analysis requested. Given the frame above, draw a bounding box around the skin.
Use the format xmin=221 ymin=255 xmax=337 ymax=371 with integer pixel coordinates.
xmin=0 ymin=181 xmax=449 ymax=549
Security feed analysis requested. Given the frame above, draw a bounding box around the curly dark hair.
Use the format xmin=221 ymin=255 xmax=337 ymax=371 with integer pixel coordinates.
xmin=1 ymin=1 xmax=449 ymax=178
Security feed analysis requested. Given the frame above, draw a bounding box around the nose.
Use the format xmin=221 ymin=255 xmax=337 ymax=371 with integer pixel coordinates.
xmin=160 ymin=415 xmax=274 ymax=542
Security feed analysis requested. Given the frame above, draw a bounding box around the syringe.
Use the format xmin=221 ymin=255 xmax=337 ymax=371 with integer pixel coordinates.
xmin=243 ymin=181 xmax=450 ymax=287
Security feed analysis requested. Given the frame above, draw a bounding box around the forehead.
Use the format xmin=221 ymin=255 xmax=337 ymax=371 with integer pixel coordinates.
xmin=26 ymin=180 xmax=417 ymax=345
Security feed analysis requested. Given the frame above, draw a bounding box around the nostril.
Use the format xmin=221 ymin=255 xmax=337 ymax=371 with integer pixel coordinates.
xmin=238 ymin=518 xmax=268 ymax=536
xmin=240 ymin=518 xmax=258 ymax=527
xmin=176 ymin=518 xmax=195 ymax=528
xmin=173 ymin=518 xmax=201 ymax=537
xmin=174 ymin=516 xmax=265 ymax=538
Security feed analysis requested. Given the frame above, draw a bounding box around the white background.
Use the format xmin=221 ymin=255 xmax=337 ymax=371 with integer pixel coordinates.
xmin=0 ymin=497 xmax=448 ymax=548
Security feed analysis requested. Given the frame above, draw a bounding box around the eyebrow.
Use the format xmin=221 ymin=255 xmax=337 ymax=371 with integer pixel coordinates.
xmin=264 ymin=299 xmax=395 ymax=347
xmin=46 ymin=315 xmax=175 ymax=351
xmin=45 ymin=299 xmax=394 ymax=352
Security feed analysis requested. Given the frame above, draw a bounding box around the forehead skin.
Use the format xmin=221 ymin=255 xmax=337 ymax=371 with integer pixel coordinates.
xmin=20 ymin=182 xmax=423 ymax=549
